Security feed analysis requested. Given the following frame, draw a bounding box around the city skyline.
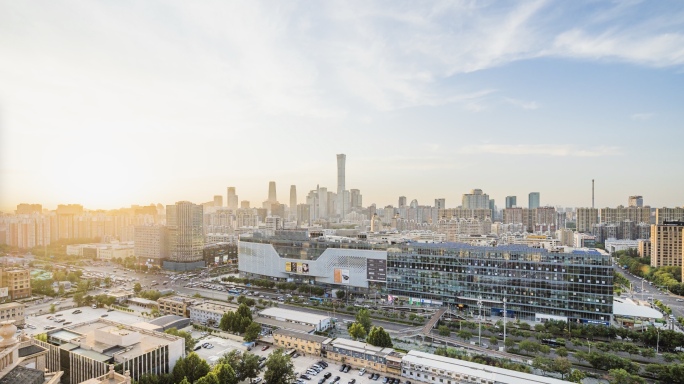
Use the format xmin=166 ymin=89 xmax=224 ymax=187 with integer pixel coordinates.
xmin=2 ymin=1 xmax=684 ymax=211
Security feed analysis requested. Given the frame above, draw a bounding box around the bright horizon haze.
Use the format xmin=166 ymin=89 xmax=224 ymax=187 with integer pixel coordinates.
xmin=1 ymin=1 xmax=683 ymax=212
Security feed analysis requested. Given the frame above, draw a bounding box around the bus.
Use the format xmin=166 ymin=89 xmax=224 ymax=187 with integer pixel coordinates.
xmin=309 ymin=297 xmax=324 ymax=304
xmin=228 ymin=289 xmax=241 ymax=295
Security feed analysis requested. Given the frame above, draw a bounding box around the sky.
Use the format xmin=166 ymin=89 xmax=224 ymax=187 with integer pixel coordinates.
xmin=1 ymin=0 xmax=684 ymax=212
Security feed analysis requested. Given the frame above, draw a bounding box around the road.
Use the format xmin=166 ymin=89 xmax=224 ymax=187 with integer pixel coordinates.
xmin=614 ymin=263 xmax=684 ymax=328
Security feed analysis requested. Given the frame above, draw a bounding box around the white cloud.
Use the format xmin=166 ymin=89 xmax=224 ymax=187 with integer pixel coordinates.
xmin=461 ymin=144 xmax=622 ymax=157
xmin=631 ymin=113 xmax=654 ymax=121
xmin=506 ymin=98 xmax=540 ymax=110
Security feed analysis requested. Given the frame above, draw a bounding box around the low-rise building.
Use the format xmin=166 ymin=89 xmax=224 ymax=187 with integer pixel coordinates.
xmin=1 ymin=267 xmax=31 ymax=300
xmin=401 ymin=350 xmax=572 ymax=384
xmin=188 ymin=301 xmax=238 ymax=327
xmin=0 ymin=302 xmax=25 ymax=326
xmin=322 ymin=338 xmax=403 ymax=375
xmin=258 ymin=307 xmax=331 ymax=332
xmin=39 ymin=318 xmax=185 ymax=383
xmin=272 ymin=329 xmax=329 ymax=356
xmin=157 ymin=296 xmax=192 ymax=317
xmin=106 ymin=290 xmax=134 ymax=304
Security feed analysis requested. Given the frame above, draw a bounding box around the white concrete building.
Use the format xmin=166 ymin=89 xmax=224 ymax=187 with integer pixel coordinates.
xmin=189 ymin=301 xmax=237 ymax=326
xmin=258 ymin=307 xmax=331 ymax=332
xmin=401 ymin=350 xmax=572 ymax=384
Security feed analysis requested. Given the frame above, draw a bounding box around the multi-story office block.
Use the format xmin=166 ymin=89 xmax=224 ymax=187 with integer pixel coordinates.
xmin=297 ymin=204 xmax=311 ymax=226
xmin=655 ymin=208 xmax=684 ymax=225
xmin=505 ymin=196 xmax=517 ymax=209
xmin=134 ymin=225 xmax=168 ymax=266
xmin=576 ymin=208 xmax=599 ymax=233
xmin=386 ymin=243 xmax=613 ymax=324
xmin=0 ymin=302 xmax=25 ymax=325
xmin=227 ymin=187 xmax=239 ymax=210
xmin=528 ymin=192 xmax=540 ymax=209
xmin=166 ymin=201 xmax=204 ymax=270
xmin=157 ymin=296 xmax=192 ymax=317
xmin=650 ymin=221 xmax=684 ymax=267
xmin=350 ymin=189 xmax=362 ymax=209
xmin=461 ymin=189 xmax=489 ymax=210
xmin=398 ymin=196 xmax=407 ymax=208
xmin=629 ymin=195 xmax=644 ymax=208
xmin=1 ymin=267 xmax=31 ymax=300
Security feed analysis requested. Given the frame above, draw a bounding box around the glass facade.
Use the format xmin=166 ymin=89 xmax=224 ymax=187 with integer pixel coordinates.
xmin=386 ymin=243 xmax=613 ymax=323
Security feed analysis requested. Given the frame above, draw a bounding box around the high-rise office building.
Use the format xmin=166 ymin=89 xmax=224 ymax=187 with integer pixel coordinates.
xmin=227 ymin=187 xmax=238 ymax=210
xmin=462 ymin=189 xmax=489 ymax=210
xmin=213 ymin=195 xmax=223 ymax=207
xmin=505 ymin=196 xmax=517 ymax=209
xmin=434 ymin=198 xmax=446 ymax=210
xmin=166 ymin=201 xmax=204 ymax=270
xmin=337 ymin=154 xmax=346 ymax=216
xmin=268 ymin=181 xmax=277 ymax=203
xmin=529 ymin=192 xmax=540 ymax=209
xmin=289 ymin=185 xmax=297 ymax=220
xmin=350 ymin=189 xmax=362 ymax=209
xmin=629 ymin=195 xmax=643 ymax=208
xmin=318 ymin=187 xmax=328 ymax=219
xmin=650 ymin=221 xmax=684 ymax=268
xmin=134 ymin=225 xmax=168 ymax=266
xmin=398 ymin=196 xmax=407 ymax=208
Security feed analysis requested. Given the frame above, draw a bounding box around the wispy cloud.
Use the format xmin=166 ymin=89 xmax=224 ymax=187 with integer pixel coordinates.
xmin=505 ymin=98 xmax=540 ymax=110
xmin=461 ymin=144 xmax=622 ymax=157
xmin=631 ymin=113 xmax=654 ymax=121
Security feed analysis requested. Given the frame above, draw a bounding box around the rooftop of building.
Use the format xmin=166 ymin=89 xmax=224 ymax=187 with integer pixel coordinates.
xmin=258 ymin=308 xmax=330 ymax=325
xmin=0 ymin=365 xmax=45 ymax=384
xmin=272 ymin=329 xmax=330 ymax=343
xmin=127 ymin=298 xmax=158 ymax=306
xmin=157 ymin=296 xmax=190 ymax=303
xmin=613 ymin=297 xmax=663 ymax=319
xmin=190 ymin=301 xmax=238 ymax=313
xmin=324 ymin=338 xmax=394 ymax=358
xmin=254 ymin=317 xmax=315 ymax=333
xmin=404 ymin=350 xmax=572 ymax=384
xmin=0 ymin=302 xmax=24 ymax=309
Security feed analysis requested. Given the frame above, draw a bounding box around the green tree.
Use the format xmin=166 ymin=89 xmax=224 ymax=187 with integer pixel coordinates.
xmin=49 ymin=304 xmax=56 ymax=314
xmin=263 ymin=349 xmax=296 ymax=384
xmin=532 ymin=357 xmax=552 ymax=376
xmin=217 ymin=350 xmax=261 ymax=382
xmin=550 ymin=357 xmax=572 ymax=379
xmin=172 ymin=353 xmax=210 ymax=384
xmin=178 ymin=378 xmax=190 ymax=384
xmin=567 ymin=369 xmax=586 ymax=383
xmin=195 ymin=372 xmax=220 ymax=384
xmin=336 ymin=290 xmax=345 ymax=299
xmin=607 ymin=368 xmax=645 ymax=384
xmin=556 ymin=347 xmax=569 ymax=358
xmin=348 ymin=322 xmax=368 ymax=340
xmin=73 ymin=292 xmax=85 ymax=306
xmin=133 ymin=283 xmax=142 ymax=294
xmin=504 ymin=338 xmax=515 ymax=349
xmin=104 ymin=276 xmax=112 ymax=287
xmin=58 ymin=284 xmax=65 ymax=296
xmin=165 ymin=328 xmax=195 ymax=353
xmin=366 ymin=326 xmax=392 ymax=347
xmin=489 ymin=335 xmax=498 ymax=346
xmin=518 ymin=340 xmax=539 ymax=354
xmin=243 ymin=322 xmax=261 ymax=342
xmin=212 ymin=363 xmax=237 ymax=384
xmin=457 ymin=330 xmax=472 ymax=341
xmin=356 ymin=308 xmax=373 ymax=333
xmin=438 ymin=325 xmax=451 ymax=337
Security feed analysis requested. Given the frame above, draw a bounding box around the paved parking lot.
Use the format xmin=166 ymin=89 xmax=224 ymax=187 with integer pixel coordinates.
xmin=24 ymin=307 xmax=149 ymax=336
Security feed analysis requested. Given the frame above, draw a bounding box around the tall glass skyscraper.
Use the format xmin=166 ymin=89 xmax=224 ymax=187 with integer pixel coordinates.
xmin=166 ymin=201 xmax=204 ymax=269
xmin=529 ymin=192 xmax=540 ymax=209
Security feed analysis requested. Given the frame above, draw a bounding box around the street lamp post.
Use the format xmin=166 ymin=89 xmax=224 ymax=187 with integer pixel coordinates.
xmin=477 ymin=296 xmax=483 ymax=347
xmin=503 ymin=297 xmax=507 ymax=349
xmin=656 ymin=327 xmax=660 ymax=354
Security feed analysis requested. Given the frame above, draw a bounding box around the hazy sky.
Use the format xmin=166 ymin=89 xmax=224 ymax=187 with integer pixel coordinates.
xmin=2 ymin=1 xmax=683 ymax=212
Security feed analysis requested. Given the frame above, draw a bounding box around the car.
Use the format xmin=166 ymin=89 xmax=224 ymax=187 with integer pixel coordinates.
xmin=405 ymin=381 xmax=412 ymax=384
xmin=262 ymin=345 xmax=270 ymax=351
xmin=318 ymin=379 xmax=326 ymax=384
xmin=372 ymin=374 xmax=379 ymax=381
xmin=107 ymin=309 xmax=114 ymax=312
xmin=55 ymin=314 xmax=63 ymax=317
xmin=340 ymin=364 xmax=347 ymax=372
xmin=202 ymin=342 xmax=210 ymax=347
xmin=252 ymin=379 xmax=262 ymax=384
xmin=382 ymin=377 xmax=389 ymax=384
xmin=72 ymin=310 xmax=82 ymax=314
xmin=318 ymin=361 xmax=328 ymax=368
xmin=63 ymin=322 xmax=72 ymax=325
xmin=100 ymin=314 xmax=108 ymax=317
xmin=194 ymin=345 xmax=202 ymax=351
xmin=323 ymin=373 xmax=332 ymax=380
xmin=348 ymin=380 xmax=356 ymax=384
xmin=677 ymin=299 xmax=683 ymax=302
xmin=205 ymin=344 xmax=214 ymax=349
xmin=300 ymin=375 xmax=311 ymax=380
xmin=26 ymin=324 xmax=36 ymax=329
xmin=293 ymin=353 xmax=300 ymax=358
xmin=343 ymin=366 xmax=350 ymax=373
xmin=359 ymin=368 xmax=366 ymax=376
xmin=258 ymin=356 xmax=267 ymax=362
xmin=333 ymin=377 xmax=340 ymax=383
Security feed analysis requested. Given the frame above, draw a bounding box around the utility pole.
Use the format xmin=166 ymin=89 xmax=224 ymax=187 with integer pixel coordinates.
xmin=503 ymin=297 xmax=507 ymax=349
xmin=477 ymin=296 xmax=483 ymax=347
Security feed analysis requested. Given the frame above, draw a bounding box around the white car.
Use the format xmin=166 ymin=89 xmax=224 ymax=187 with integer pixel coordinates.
xmin=359 ymin=368 xmax=366 ymax=376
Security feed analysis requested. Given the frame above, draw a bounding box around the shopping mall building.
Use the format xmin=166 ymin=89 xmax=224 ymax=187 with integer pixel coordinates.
xmin=238 ymin=230 xmax=613 ymax=324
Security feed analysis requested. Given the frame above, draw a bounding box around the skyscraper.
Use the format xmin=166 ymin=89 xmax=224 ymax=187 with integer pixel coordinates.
xmin=629 ymin=195 xmax=644 ymax=208
xmin=350 ymin=189 xmax=362 ymax=209
xmin=462 ymin=189 xmax=489 ymax=209
xmin=226 ymin=187 xmax=238 ymax=210
xmin=166 ymin=201 xmax=204 ymax=270
xmin=434 ymin=198 xmax=445 ymax=210
xmin=337 ymin=154 xmax=346 ymax=216
xmin=289 ymin=185 xmax=297 ymax=220
xmin=529 ymin=192 xmax=540 ymax=209
xmin=213 ymin=195 xmax=223 ymax=207
xmin=268 ymin=181 xmax=277 ymax=203
xmin=398 ymin=196 xmax=407 ymax=208
xmin=505 ymin=196 xmax=517 ymax=209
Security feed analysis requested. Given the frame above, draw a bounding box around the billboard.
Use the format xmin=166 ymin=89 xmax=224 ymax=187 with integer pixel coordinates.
xmin=366 ymin=259 xmax=386 ymax=281
xmin=285 ymin=262 xmax=309 ymax=274
xmin=334 ymin=269 xmax=350 ymax=284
